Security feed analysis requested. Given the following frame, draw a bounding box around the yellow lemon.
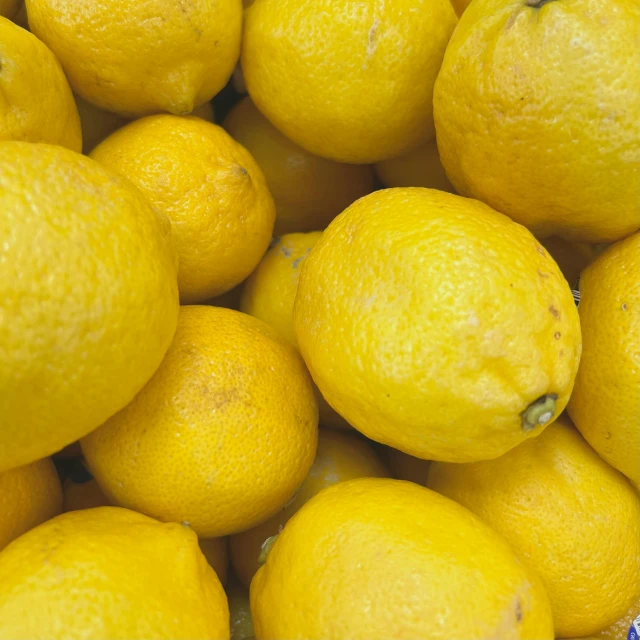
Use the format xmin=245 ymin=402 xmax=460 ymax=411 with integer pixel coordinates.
xmin=230 ymin=428 xmax=390 ymax=587
xmin=200 ymin=537 xmax=229 ymax=587
xmin=240 ymin=232 xmax=351 ymax=430
xmin=0 ymin=142 xmax=178 ymax=473
xmin=225 ymin=97 xmax=375 ymax=234
xmin=26 ymin=0 xmax=242 ymax=117
xmin=241 ymin=232 xmax=322 ymax=347
xmin=228 ymin=578 xmax=254 ymax=640
xmin=587 ymin=596 xmax=640 ymax=640
xmin=384 ymin=447 xmax=431 ymax=487
xmin=0 ymin=507 xmax=229 ymax=639
xmin=568 ymin=232 xmax=640 ymax=488
xmin=92 ymin=115 xmax=275 ymax=303
xmin=428 ymin=416 xmax=640 ymax=637
xmin=62 ymin=462 xmax=110 ymax=512
xmin=0 ymin=0 xmax=20 ymax=18
xmin=82 ymin=306 xmax=318 ymax=538
xmin=374 ymin=139 xmax=454 ymax=193
xmin=242 ymin=0 xmax=457 ymax=163
xmin=0 ymin=458 xmax=62 ymax=551
xmin=294 ymin=188 xmax=581 ymax=462
xmin=252 ymin=477 xmax=554 ymax=639
xmin=434 ymin=0 xmax=640 ymax=243
xmin=0 ymin=17 xmax=80 ymax=150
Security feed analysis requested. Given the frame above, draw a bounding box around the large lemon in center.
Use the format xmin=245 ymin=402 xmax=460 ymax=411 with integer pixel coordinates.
xmin=294 ymin=188 xmax=581 ymax=462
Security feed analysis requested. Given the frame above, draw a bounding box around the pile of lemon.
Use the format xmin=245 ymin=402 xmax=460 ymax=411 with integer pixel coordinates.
xmin=1 ymin=0 xmax=639 ymax=638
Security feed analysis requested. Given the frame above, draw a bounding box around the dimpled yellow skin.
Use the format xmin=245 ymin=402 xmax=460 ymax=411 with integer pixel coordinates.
xmin=252 ymin=478 xmax=554 ymax=640
xmin=82 ymin=306 xmax=318 ymax=538
xmin=230 ymin=428 xmax=390 ymax=587
xmin=294 ymin=188 xmax=581 ymax=462
xmin=568 ymin=233 xmax=640 ymax=488
xmin=0 ymin=458 xmax=62 ymax=551
xmin=225 ymin=97 xmax=375 ymax=234
xmin=0 ymin=18 xmax=81 ymax=150
xmin=434 ymin=0 xmax=640 ymax=243
xmin=374 ymin=139 xmax=454 ymax=193
xmin=585 ymin=594 xmax=640 ymax=640
xmin=428 ymin=417 xmax=640 ymax=638
xmin=0 ymin=143 xmax=179 ymax=473
xmin=26 ymin=0 xmax=242 ymax=117
xmin=240 ymin=232 xmax=351 ymax=431
xmin=241 ymin=232 xmax=323 ymax=347
xmin=92 ymin=115 xmax=275 ymax=303
xmin=242 ymin=0 xmax=457 ymax=164
xmin=0 ymin=507 xmax=230 ymax=640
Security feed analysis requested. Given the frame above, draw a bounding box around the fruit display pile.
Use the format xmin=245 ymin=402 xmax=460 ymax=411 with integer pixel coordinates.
xmin=0 ymin=0 xmax=638 ymax=638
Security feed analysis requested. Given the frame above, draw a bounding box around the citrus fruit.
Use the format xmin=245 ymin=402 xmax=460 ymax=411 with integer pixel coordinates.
xmin=294 ymin=188 xmax=581 ymax=462
xmin=586 ymin=595 xmax=640 ymax=640
xmin=252 ymin=477 xmax=554 ymax=639
xmin=434 ymin=0 xmax=640 ymax=243
xmin=242 ymin=0 xmax=457 ymax=163
xmin=26 ymin=0 xmax=242 ymax=117
xmin=199 ymin=537 xmax=229 ymax=587
xmin=568 ymin=232 xmax=640 ymax=487
xmin=0 ymin=507 xmax=229 ymax=639
xmin=91 ymin=115 xmax=275 ymax=303
xmin=0 ymin=0 xmax=20 ymax=18
xmin=0 ymin=142 xmax=179 ymax=473
xmin=374 ymin=139 xmax=454 ymax=192
xmin=62 ymin=462 xmax=110 ymax=512
xmin=228 ymin=578 xmax=254 ymax=640
xmin=230 ymin=428 xmax=390 ymax=587
xmin=225 ymin=97 xmax=375 ymax=234
xmin=0 ymin=17 xmax=81 ymax=150
xmin=82 ymin=305 xmax=318 ymax=538
xmin=0 ymin=458 xmax=62 ymax=551
xmin=241 ymin=232 xmax=323 ymax=347
xmin=240 ymin=232 xmax=351 ymax=430
xmin=384 ymin=447 xmax=431 ymax=487
xmin=428 ymin=416 xmax=640 ymax=637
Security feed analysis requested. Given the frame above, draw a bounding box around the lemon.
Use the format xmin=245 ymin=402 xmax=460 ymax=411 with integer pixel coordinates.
xmin=82 ymin=306 xmax=318 ymax=538
xmin=240 ymin=231 xmax=352 ymax=430
xmin=92 ymin=115 xmax=275 ymax=303
xmin=0 ymin=17 xmax=81 ymax=150
xmin=434 ymin=0 xmax=640 ymax=243
xmin=0 ymin=507 xmax=229 ymax=639
xmin=374 ymin=139 xmax=454 ymax=192
xmin=242 ymin=0 xmax=457 ymax=163
xmin=294 ymin=188 xmax=581 ymax=462
xmin=568 ymin=232 xmax=640 ymax=487
xmin=26 ymin=0 xmax=242 ymax=117
xmin=429 ymin=416 xmax=640 ymax=637
xmin=0 ymin=142 xmax=179 ymax=473
xmin=252 ymin=478 xmax=554 ymax=639
xmin=225 ymin=97 xmax=375 ymax=234
xmin=230 ymin=428 xmax=390 ymax=587
xmin=0 ymin=458 xmax=62 ymax=551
